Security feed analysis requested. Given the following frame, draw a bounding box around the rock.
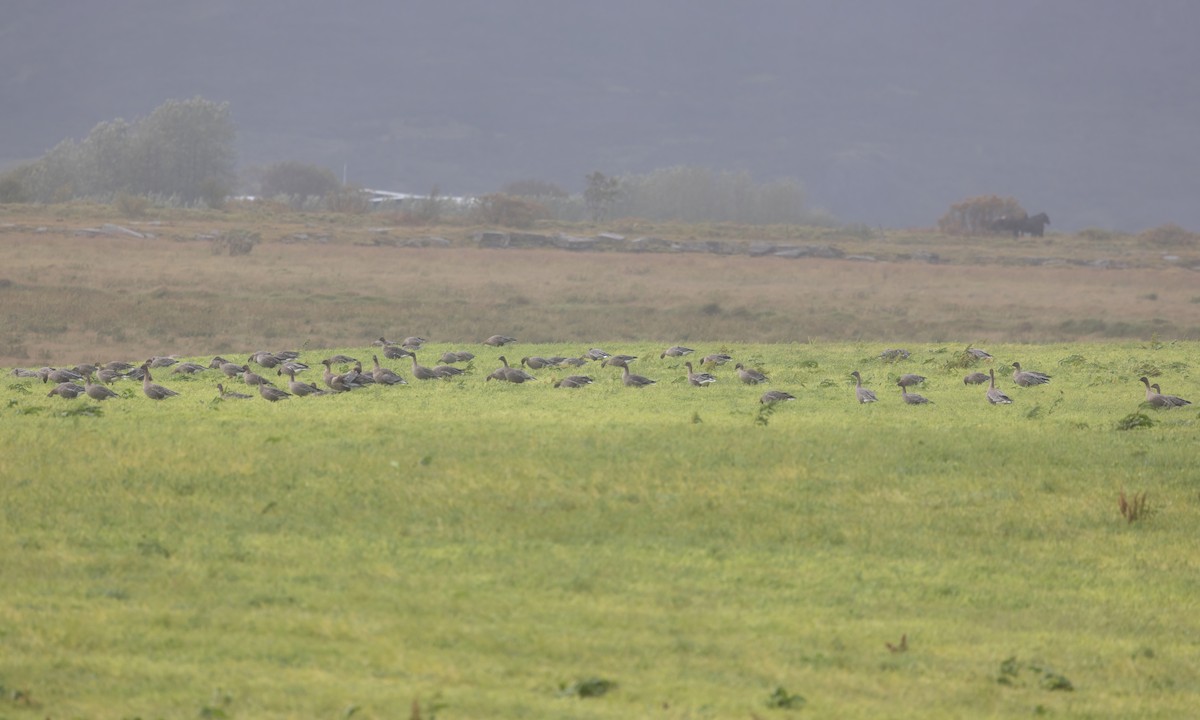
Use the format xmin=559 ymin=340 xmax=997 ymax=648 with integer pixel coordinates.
xmin=629 ymin=236 xmax=672 ymax=252
xmin=748 ymin=242 xmax=777 ymax=256
xmin=100 ymin=223 xmax=145 ymax=238
xmin=554 ymin=235 xmax=598 ymax=250
xmin=475 ymin=232 xmax=510 ymax=248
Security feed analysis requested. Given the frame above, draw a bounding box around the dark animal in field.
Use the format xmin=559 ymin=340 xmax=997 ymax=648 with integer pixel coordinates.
xmin=991 ymin=212 xmax=1050 ymax=237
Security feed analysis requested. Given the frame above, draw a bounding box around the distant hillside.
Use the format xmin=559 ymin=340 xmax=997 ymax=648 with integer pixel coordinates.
xmin=2 ymin=1 xmax=1198 ymax=231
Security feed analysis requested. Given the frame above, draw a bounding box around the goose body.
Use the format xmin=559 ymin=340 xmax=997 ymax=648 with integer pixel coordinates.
xmin=409 ymin=354 xmax=441 ymax=381
xmin=41 ymin=367 xmax=84 ymax=384
xmin=321 ymin=359 xmax=354 ymax=392
xmin=258 ymin=383 xmax=292 ymax=402
xmin=601 ymin=354 xmax=638 ymax=367
xmin=1152 ymin=383 xmax=1191 ymax=407
xmin=280 ymin=367 xmax=324 ymax=396
xmin=735 ymin=363 xmax=769 ymax=384
xmin=850 ymin=371 xmax=877 ymax=403
xmin=140 ymin=364 xmax=179 ymax=400
xmin=585 ymin=348 xmax=611 ymax=361
xmin=966 ymin=346 xmax=993 ymax=360
xmin=172 ymin=362 xmax=208 ymax=375
xmin=440 ymin=351 xmax=475 ymax=364
xmin=701 ymin=353 xmax=733 ymax=366
xmin=383 ymin=344 xmax=411 ymax=360
xmin=521 ymin=356 xmax=554 ymax=370
xmin=84 ymin=374 xmax=120 ymax=401
xmin=685 ymin=361 xmax=718 ymax=387
xmin=47 ymin=382 xmax=86 ymax=399
xmin=613 ymin=359 xmax=655 ymax=387
xmin=660 ymin=345 xmax=695 ymax=358
xmin=899 ymin=384 xmax=932 ymax=405
xmin=1012 ymin=362 xmax=1051 ymax=387
xmin=483 ymin=335 xmax=516 ymax=346
xmin=986 ymin=369 xmax=1013 ymax=404
xmin=554 ymin=375 xmax=594 ymax=388
xmin=963 ymin=372 xmax=990 ymax=385
xmin=241 ymin=366 xmax=273 ymax=387
xmin=371 ymin=355 xmax=408 ymax=385
xmin=760 ymin=389 xmax=796 ymax=404
xmin=897 ymin=373 xmax=926 ymax=388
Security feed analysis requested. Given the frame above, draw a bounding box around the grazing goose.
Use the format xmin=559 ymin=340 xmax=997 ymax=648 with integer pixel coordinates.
xmin=897 ymin=373 xmax=926 ymax=388
xmin=258 ymin=383 xmax=292 ymax=402
xmin=1151 ymin=383 xmax=1191 ymax=407
xmin=321 ymin=359 xmax=354 ymax=392
xmin=661 ymin=345 xmax=695 ymax=359
xmin=96 ymin=367 xmax=124 ymax=384
xmin=278 ymin=359 xmax=309 ymax=375
xmin=248 ymin=351 xmax=283 ymax=368
xmin=47 ymin=382 xmax=86 ymax=399
xmin=557 ymin=356 xmax=588 ymax=368
xmin=701 ymin=353 xmax=734 ymax=367
xmin=899 ymin=384 xmax=932 ymax=405
xmin=41 ymin=367 xmax=84 ymax=384
xmin=383 ymin=344 xmax=412 ymax=360
xmin=483 ymin=335 xmax=517 ymax=346
xmin=327 ymin=354 xmax=358 ymax=365
xmin=1012 ymin=361 xmax=1051 ymax=387
xmin=343 ymin=361 xmax=376 ymax=386
xmin=554 ymin=375 xmax=594 ymax=388
xmin=103 ymin=360 xmax=135 ymax=372
xmin=401 ymin=336 xmax=427 ymax=349
xmin=685 ymin=361 xmax=718 ymax=387
xmin=10 ymin=367 xmax=40 ymax=378
xmin=986 ymin=369 xmax=1013 ymax=405
xmin=83 ymin=373 xmax=120 ymax=401
xmin=612 ymin=358 xmax=656 ymax=387
xmin=209 ymin=357 xmax=243 ymax=378
xmin=373 ymin=336 xmax=397 ymax=347
xmin=171 ymin=362 xmax=208 ymax=375
xmin=963 ymin=372 xmax=990 ymax=385
xmin=760 ymin=389 xmax=797 ymax=404
xmin=521 ymin=356 xmax=555 ymax=370
xmin=585 ymin=348 xmax=612 ymax=361
xmin=880 ymin=348 xmax=910 ymax=361
xmin=499 ymin=356 xmax=536 ymax=383
xmin=432 ymin=363 xmax=466 ymax=378
xmin=601 ymin=354 xmax=638 ymax=367
xmin=279 ymin=367 xmax=325 ymax=396
xmin=850 ymin=370 xmax=877 ymax=404
xmin=966 ymin=346 xmax=993 ymax=360
xmin=73 ymin=363 xmax=100 ymax=377
xmin=439 ymin=350 xmax=475 ymax=364
xmin=371 ymin=355 xmax=408 ymax=385
xmin=148 ymin=356 xmax=179 ymax=368
xmin=217 ymin=383 xmax=253 ymax=399
xmin=735 ymin=363 xmax=769 ymax=385
xmin=140 ymin=363 xmax=179 ymax=400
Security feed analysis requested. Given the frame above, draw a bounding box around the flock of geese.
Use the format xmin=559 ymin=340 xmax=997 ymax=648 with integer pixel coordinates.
xmin=10 ymin=337 xmax=1194 ymax=411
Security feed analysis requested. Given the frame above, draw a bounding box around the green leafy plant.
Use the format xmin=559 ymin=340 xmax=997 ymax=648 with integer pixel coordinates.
xmin=558 ymin=677 xmax=616 ymax=698
xmin=766 ymin=685 xmax=806 ymax=709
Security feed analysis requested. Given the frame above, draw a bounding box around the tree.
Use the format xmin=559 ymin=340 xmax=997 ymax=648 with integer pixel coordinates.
xmin=132 ymin=97 xmax=236 ymax=202
xmin=938 ymin=195 xmax=1025 ymax=235
xmin=259 ymin=161 xmax=341 ymax=202
xmin=501 ymin=179 xmax=568 ymax=198
xmin=584 ymin=171 xmax=621 ymax=222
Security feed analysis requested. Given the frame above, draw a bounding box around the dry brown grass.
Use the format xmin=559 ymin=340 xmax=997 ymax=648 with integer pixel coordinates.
xmin=2 ymin=205 xmax=1198 ymax=366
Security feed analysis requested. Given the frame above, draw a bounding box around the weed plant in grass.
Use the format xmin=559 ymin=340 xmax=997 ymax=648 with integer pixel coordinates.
xmin=2 ymin=341 xmax=1199 ymax=718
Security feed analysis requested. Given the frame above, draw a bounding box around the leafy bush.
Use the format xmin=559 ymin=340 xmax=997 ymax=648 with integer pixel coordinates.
xmin=115 ymin=192 xmax=150 ymax=218
xmin=260 ymin=161 xmax=341 ymax=202
xmin=1138 ymin=223 xmax=1198 ymax=248
xmin=0 ymin=170 xmax=30 ymax=203
xmin=938 ymin=195 xmax=1024 ymax=236
xmin=211 ymin=229 xmax=261 ymax=256
xmin=324 ymin=186 xmax=371 ymax=214
xmin=472 ymin=193 xmax=547 ymax=228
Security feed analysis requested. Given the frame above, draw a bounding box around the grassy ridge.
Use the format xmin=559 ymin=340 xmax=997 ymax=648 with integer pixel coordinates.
xmin=2 ymin=341 xmax=1198 ymax=718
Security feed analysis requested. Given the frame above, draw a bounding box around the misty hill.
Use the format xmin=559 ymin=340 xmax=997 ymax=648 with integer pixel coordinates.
xmin=2 ymin=1 xmax=1198 ymax=231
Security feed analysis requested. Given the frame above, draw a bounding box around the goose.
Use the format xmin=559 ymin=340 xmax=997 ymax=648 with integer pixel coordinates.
xmin=499 ymin=355 xmax=536 ymax=383
xmin=210 ymin=357 xmax=243 ymax=378
xmin=1012 ymin=361 xmax=1051 ymax=387
xmin=963 ymin=372 xmax=990 ymax=385
xmin=432 ymin=363 xmax=466 ymax=378
xmin=735 ymin=363 xmax=769 ymax=384
xmin=279 ymin=367 xmax=325 ymax=396
xmin=557 ymin=356 xmax=588 ymax=368
xmin=278 ymin=360 xmax=309 ymax=375
xmin=73 ymin=363 xmax=100 ymax=377
xmin=321 ymin=359 xmax=354 ymax=392
xmin=258 ymin=383 xmax=292 ymax=402
xmin=483 ymin=335 xmax=517 ymax=347
xmin=850 ymin=370 xmax=877 ymax=403
xmin=612 ymin=358 xmax=655 ymax=387
xmin=41 ymin=367 xmax=84 ymax=384
xmin=760 ymin=389 xmax=796 ymax=404
xmin=585 ymin=348 xmax=611 ymax=361
xmin=217 ymin=383 xmax=252 ymax=399
xmin=899 ymin=384 xmax=932 ymax=405
xmin=241 ymin=365 xmax=273 ymax=387
xmin=554 ymin=375 xmax=594 ymax=388
xmin=439 ymin=351 xmax=475 ymax=364
xmin=880 ymin=348 xmax=910 ymax=361
xmin=1151 ymin=383 xmax=1191 ymax=407
xmin=47 ymin=382 xmax=86 ymax=399
xmin=10 ymin=367 xmax=40 ymax=378
xmin=148 ymin=356 xmax=179 ymax=368
xmin=660 ymin=345 xmax=695 ymax=359
xmin=701 ymin=353 xmax=734 ymax=367
xmin=171 ymin=362 xmax=208 ymax=375
xmin=373 ymin=336 xmax=398 ymax=347
xmin=986 ymin=369 xmax=1013 ymax=404
xmin=401 ymin=336 xmax=427 ymax=349
xmin=327 ymin=354 xmax=358 ymax=365
xmin=83 ymin=372 xmax=120 ymax=401
xmin=140 ymin=363 xmax=179 ymax=400
xmin=601 ymin=354 xmax=638 ymax=367
xmin=383 ymin=344 xmax=411 ymax=360
xmin=103 ymin=360 xmax=135 ymax=372
xmin=248 ymin=351 xmax=282 ymax=368
xmin=371 ymin=355 xmax=408 ymax=385
xmin=408 ymin=353 xmax=442 ymax=381
xmin=966 ymin=346 xmax=993 ymax=360
xmin=343 ymin=361 xmax=376 ymax=386
xmin=1141 ymin=378 xmax=1190 ymax=408
xmin=897 ymin=373 xmax=926 ymax=388
xmin=685 ymin=361 xmax=718 ymax=387
xmin=521 ymin=356 xmax=555 ymax=370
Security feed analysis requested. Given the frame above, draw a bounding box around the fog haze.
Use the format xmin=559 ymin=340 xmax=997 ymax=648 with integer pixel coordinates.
xmin=3 ymin=0 xmax=1198 ymax=231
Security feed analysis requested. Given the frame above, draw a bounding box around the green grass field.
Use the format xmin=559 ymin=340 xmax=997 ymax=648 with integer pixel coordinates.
xmin=3 ymin=340 xmax=1198 ymax=718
